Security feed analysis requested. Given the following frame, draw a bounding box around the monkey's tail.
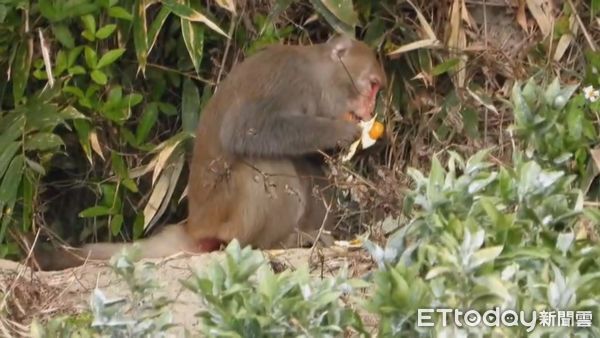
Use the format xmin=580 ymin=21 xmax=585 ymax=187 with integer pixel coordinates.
xmin=34 ymin=225 xmax=194 ymax=271
xmin=83 ymin=225 xmax=193 ymax=260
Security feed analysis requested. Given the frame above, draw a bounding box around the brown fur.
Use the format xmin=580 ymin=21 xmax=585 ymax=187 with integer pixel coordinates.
xmin=30 ymin=35 xmax=386 ymax=271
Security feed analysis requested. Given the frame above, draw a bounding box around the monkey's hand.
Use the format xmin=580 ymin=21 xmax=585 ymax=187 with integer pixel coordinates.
xmin=332 ymin=120 xmax=362 ymax=148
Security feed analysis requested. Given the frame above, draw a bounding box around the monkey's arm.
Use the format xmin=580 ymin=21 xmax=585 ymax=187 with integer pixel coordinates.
xmin=220 ymin=113 xmax=359 ymax=157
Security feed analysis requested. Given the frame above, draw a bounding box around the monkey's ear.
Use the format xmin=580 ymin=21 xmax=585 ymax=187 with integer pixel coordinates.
xmin=328 ymin=34 xmax=355 ymax=60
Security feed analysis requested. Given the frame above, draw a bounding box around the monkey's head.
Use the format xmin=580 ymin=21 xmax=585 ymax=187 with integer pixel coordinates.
xmin=326 ymin=35 xmax=387 ymax=122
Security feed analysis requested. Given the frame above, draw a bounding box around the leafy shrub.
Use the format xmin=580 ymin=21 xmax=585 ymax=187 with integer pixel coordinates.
xmin=364 ymin=78 xmax=600 ymax=337
xmin=511 ymin=77 xmax=599 ymax=178
xmin=182 ymin=240 xmax=367 ymax=337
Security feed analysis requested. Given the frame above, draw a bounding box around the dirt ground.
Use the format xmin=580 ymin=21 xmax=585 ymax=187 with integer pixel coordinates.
xmin=0 ymin=247 xmax=374 ymax=336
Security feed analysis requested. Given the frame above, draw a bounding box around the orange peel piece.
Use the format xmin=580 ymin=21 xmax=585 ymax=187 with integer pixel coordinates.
xmin=341 ymin=116 xmax=384 ymax=162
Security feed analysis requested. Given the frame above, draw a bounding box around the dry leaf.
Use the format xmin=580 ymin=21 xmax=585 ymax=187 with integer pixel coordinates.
xmin=553 ymin=16 xmax=576 ymax=61
xmin=526 ymin=0 xmax=553 ymax=36
xmin=38 ymin=29 xmax=54 ymax=87
xmin=406 ymin=0 xmax=437 ymax=40
xmin=466 ymin=87 xmax=499 ymax=115
xmin=448 ymin=0 xmax=468 ymax=88
xmin=589 ymin=147 xmax=600 ymax=173
xmin=387 ymin=39 xmax=441 ymax=56
xmin=214 ymin=0 xmax=236 ymax=14
xmin=516 ymin=0 xmax=528 ymax=31
xmin=144 ymin=152 xmax=185 ymax=232
xmin=388 ymin=0 xmax=440 ymax=56
xmin=89 ymin=130 xmax=105 ymax=161
xmin=152 ymin=142 xmax=178 ymax=185
xmin=179 ymin=7 xmax=229 ymax=38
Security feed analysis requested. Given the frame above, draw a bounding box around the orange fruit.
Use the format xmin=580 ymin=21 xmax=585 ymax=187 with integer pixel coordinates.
xmin=369 ymin=121 xmax=384 ymax=139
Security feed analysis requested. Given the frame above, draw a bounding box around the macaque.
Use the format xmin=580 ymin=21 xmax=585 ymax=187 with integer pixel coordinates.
xmin=30 ymin=35 xmax=386 ymax=271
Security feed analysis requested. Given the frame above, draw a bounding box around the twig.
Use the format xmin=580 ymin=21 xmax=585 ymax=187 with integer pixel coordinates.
xmin=309 ymin=195 xmax=333 ymax=261
xmin=566 ymin=0 xmax=597 ymax=51
xmin=141 ymin=61 xmax=215 ymax=85
xmin=215 ymin=11 xmax=241 ymax=89
xmin=0 ymin=228 xmax=41 ymax=312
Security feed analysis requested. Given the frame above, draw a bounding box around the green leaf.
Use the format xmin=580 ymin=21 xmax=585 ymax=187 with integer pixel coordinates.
xmin=133 ymin=0 xmax=149 ymax=72
xmin=181 ymin=18 xmax=205 ymax=75
xmin=110 ymin=150 xmax=128 ymax=178
xmin=133 ymin=213 xmax=145 ymax=239
xmin=124 ymin=93 xmax=143 ymax=106
xmin=90 ymin=69 xmax=107 ymax=85
xmin=106 ymin=85 xmax=123 ymax=104
xmin=21 ymin=175 xmax=34 ymax=231
xmin=182 ymin=79 xmax=200 ymax=133
xmin=432 ymin=58 xmax=459 ymax=76
xmin=0 ymin=155 xmax=24 ymax=205
xmin=468 ymin=245 xmax=503 ymax=270
xmin=136 ymin=103 xmax=159 ymax=144
xmin=0 ymin=142 xmax=20 ymax=181
xmin=81 ymin=14 xmax=96 ymax=34
xmin=0 ymin=120 xmax=23 ymax=148
xmin=100 ymin=183 xmax=119 ymax=208
xmin=54 ymin=50 xmax=67 ymax=76
xmin=108 ymin=6 xmax=133 ymax=20
xmin=511 ymin=81 xmax=533 ymax=126
xmin=82 ymin=30 xmax=96 ymax=42
xmin=84 ymin=46 xmax=98 ymax=68
xmin=158 ymin=102 xmax=177 ymax=116
xmin=63 ymin=85 xmax=85 ymax=98
xmin=554 ymin=83 xmax=579 ymax=110
xmin=544 ymin=77 xmax=561 ymax=105
xmin=37 ymin=0 xmax=58 ymax=22
xmin=67 ymin=46 xmax=84 ymax=67
xmin=461 ymin=108 xmax=479 ymax=138
xmin=0 ymin=5 xmax=6 ymax=24
xmin=95 ymin=24 xmax=117 ymax=40
xmin=52 ymin=24 xmax=75 ymax=48
xmin=96 ymin=48 xmax=125 ymax=68
xmin=148 ymin=6 xmax=171 ymax=53
xmin=426 ymin=157 xmax=445 ymax=207
xmin=110 ymin=214 xmax=124 ymax=236
xmin=310 ymin=0 xmax=358 ymax=28
xmin=79 ymin=205 xmax=113 ymax=217
xmin=122 ymin=178 xmax=139 ymax=192
xmin=73 ymin=119 xmax=92 ymax=163
xmin=307 ymin=0 xmax=354 ymax=35
xmin=59 ymin=106 xmax=88 ymax=120
xmin=12 ymin=42 xmax=31 ymax=104
xmin=24 ymin=133 xmax=64 ymax=151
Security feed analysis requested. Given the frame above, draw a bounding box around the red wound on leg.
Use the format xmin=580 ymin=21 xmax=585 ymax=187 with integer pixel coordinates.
xmin=197 ymin=238 xmax=227 ymax=252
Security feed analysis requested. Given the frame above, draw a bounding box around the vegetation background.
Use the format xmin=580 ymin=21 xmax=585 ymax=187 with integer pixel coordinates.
xmin=1 ymin=0 xmax=600 ymax=336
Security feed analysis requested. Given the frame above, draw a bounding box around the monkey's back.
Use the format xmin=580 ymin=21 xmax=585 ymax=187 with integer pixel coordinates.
xmin=185 ymin=43 xmax=326 ymax=246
